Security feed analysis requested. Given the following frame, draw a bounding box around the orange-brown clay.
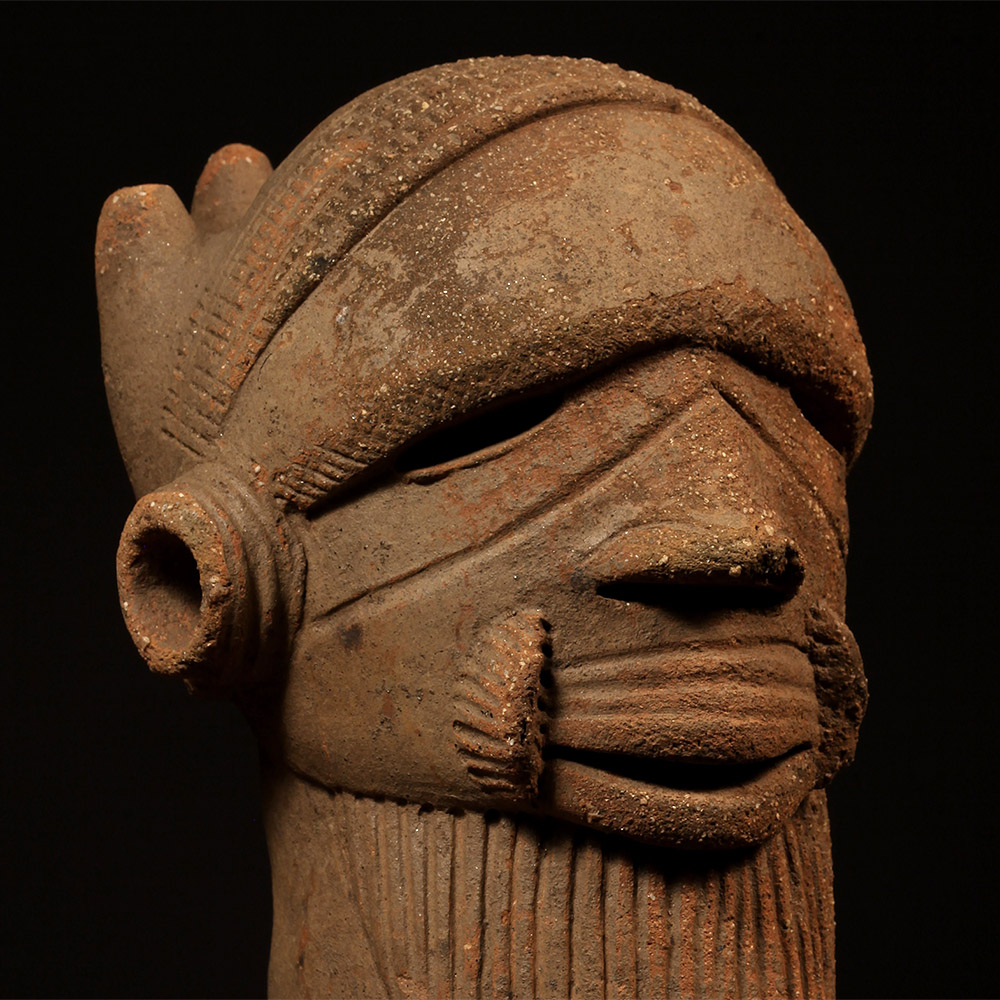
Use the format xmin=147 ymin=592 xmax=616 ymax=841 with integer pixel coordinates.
xmin=98 ymin=56 xmax=870 ymax=998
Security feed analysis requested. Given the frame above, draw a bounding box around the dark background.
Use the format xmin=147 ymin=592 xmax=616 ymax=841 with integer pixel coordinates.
xmin=4 ymin=4 xmax=995 ymax=998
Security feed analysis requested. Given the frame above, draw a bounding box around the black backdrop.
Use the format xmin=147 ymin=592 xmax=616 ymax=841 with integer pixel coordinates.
xmin=4 ymin=5 xmax=995 ymax=998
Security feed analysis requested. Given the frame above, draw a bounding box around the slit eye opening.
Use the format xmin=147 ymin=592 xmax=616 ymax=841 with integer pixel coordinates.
xmin=395 ymin=389 xmax=564 ymax=481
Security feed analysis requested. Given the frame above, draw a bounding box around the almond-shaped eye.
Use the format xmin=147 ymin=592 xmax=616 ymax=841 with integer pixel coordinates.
xmin=396 ymin=390 xmax=563 ymax=479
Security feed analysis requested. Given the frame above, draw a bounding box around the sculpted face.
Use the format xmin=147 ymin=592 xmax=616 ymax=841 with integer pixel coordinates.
xmin=287 ymin=346 xmax=857 ymax=850
xmin=104 ymin=64 xmax=868 ymax=857
xmin=247 ymin=109 xmax=866 ymax=851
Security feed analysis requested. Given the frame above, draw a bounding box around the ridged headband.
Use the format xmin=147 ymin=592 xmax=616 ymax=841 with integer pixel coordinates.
xmin=164 ymin=56 xmax=751 ymax=470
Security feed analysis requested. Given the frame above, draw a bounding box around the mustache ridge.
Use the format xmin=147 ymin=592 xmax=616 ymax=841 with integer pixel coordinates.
xmin=453 ymin=610 xmax=552 ymax=803
xmin=454 ymin=602 xmax=866 ymax=803
xmin=806 ymin=601 xmax=868 ymax=787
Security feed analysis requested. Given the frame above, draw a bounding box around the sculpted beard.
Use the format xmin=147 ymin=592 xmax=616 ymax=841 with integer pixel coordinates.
xmin=267 ymin=781 xmax=837 ymax=999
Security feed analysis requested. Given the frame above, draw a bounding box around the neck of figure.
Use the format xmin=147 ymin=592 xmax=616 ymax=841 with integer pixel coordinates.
xmin=264 ymin=770 xmax=835 ymax=999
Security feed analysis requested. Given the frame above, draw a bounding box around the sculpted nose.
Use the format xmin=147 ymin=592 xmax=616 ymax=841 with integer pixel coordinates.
xmin=583 ymin=520 xmax=804 ymax=611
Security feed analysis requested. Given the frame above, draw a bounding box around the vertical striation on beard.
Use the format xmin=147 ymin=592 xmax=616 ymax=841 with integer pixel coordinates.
xmin=265 ymin=776 xmax=836 ymax=999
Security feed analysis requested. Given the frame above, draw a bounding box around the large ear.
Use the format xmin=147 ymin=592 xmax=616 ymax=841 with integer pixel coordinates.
xmin=96 ymin=145 xmax=272 ymax=497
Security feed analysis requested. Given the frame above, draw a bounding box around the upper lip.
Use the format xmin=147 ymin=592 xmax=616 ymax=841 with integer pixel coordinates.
xmin=544 ymin=640 xmax=817 ymax=765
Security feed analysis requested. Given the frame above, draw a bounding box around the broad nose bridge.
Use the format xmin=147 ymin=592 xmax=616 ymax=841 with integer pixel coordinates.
xmin=578 ymin=390 xmax=804 ymax=599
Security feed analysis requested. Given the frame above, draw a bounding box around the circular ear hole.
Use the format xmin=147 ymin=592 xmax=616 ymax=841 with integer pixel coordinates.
xmin=127 ymin=527 xmax=203 ymax=652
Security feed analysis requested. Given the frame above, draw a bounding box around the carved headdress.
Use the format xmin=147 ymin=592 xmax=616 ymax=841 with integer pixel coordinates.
xmin=99 ymin=56 xmax=871 ymax=511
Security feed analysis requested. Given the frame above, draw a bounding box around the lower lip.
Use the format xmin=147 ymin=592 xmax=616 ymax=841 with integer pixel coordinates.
xmin=541 ymin=745 xmax=816 ymax=850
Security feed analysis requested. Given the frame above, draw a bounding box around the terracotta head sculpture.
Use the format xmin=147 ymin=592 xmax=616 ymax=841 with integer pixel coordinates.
xmin=98 ymin=56 xmax=871 ymax=997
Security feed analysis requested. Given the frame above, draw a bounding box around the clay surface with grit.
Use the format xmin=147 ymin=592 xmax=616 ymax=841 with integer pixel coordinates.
xmin=98 ymin=56 xmax=871 ymax=998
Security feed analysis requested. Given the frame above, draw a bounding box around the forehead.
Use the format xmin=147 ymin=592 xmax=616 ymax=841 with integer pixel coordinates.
xmin=221 ymin=106 xmax=868 ymax=506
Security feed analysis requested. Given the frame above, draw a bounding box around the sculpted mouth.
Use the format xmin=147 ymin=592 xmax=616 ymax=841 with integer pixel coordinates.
xmin=453 ymin=623 xmax=822 ymax=848
xmin=545 ymin=743 xmax=811 ymax=793
xmin=535 ymin=642 xmax=820 ymax=848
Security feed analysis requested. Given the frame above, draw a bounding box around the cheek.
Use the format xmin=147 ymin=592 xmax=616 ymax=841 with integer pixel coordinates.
xmin=747 ymin=470 xmax=847 ymax=615
xmin=275 ymin=567 xmax=514 ymax=806
xmin=774 ymin=488 xmax=846 ymax=613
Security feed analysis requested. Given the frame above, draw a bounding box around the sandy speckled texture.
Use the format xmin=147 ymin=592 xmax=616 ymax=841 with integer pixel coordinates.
xmin=98 ymin=56 xmax=870 ymax=997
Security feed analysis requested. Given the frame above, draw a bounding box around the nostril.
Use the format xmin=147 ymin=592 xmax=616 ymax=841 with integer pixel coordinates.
xmin=128 ymin=527 xmax=203 ymax=651
xmin=596 ymin=579 xmax=792 ymax=614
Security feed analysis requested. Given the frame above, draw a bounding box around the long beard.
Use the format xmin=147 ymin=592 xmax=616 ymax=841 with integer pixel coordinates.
xmin=265 ymin=772 xmax=836 ymax=999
